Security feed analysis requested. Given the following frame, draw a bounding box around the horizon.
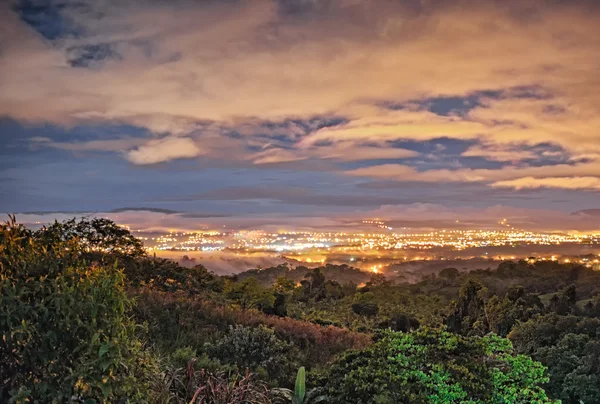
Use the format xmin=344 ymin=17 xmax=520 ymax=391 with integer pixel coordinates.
xmin=8 ymin=210 xmax=599 ymax=276
xmin=8 ymin=207 xmax=600 ymax=234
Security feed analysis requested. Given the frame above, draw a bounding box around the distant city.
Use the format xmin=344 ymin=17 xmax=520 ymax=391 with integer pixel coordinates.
xmin=124 ymin=219 xmax=600 ymax=271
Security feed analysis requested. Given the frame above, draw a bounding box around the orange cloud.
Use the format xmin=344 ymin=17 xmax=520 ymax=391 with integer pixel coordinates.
xmin=1 ymin=0 xmax=599 ymax=171
xmin=346 ymin=161 xmax=600 ymax=190
xmin=126 ymin=137 xmax=203 ymax=165
xmin=492 ymin=177 xmax=600 ymax=190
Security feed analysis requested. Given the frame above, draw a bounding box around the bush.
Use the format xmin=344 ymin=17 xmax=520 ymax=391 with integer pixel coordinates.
xmin=321 ymin=327 xmax=557 ymax=404
xmin=128 ymin=257 xmax=224 ymax=294
xmin=134 ymin=291 xmax=371 ymax=369
xmin=351 ymin=292 xmax=379 ymax=317
xmin=224 ymin=278 xmax=275 ymax=312
xmin=205 ymin=325 xmax=296 ymax=383
xmin=169 ymin=347 xmax=228 ymax=373
xmin=188 ymin=369 xmax=273 ymax=404
xmin=377 ymin=312 xmax=420 ymax=332
xmin=0 ymin=218 xmax=156 ymax=403
xmin=154 ymin=366 xmax=273 ymax=404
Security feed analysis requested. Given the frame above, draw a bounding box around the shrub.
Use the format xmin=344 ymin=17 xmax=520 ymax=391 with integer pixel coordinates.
xmin=128 ymin=257 xmax=224 ymax=294
xmin=224 ymin=277 xmax=275 ymax=311
xmin=351 ymin=292 xmax=379 ymax=317
xmin=189 ymin=369 xmax=273 ymax=404
xmin=169 ymin=347 xmax=226 ymax=372
xmin=0 ymin=218 xmax=156 ymax=403
xmin=154 ymin=365 xmax=273 ymax=404
xmin=321 ymin=327 xmax=557 ymax=404
xmin=205 ymin=325 xmax=296 ymax=383
xmin=377 ymin=312 xmax=420 ymax=332
xmin=134 ymin=291 xmax=371 ymax=368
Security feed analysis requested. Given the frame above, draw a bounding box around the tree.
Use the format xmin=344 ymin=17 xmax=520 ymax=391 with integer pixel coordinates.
xmin=535 ymin=334 xmax=600 ymax=404
xmin=272 ymin=277 xmax=297 ymax=317
xmin=274 ymin=276 xmax=297 ymax=295
xmin=583 ymin=294 xmax=600 ymax=317
xmin=322 ymin=328 xmax=557 ymax=404
xmin=439 ymin=267 xmax=460 ymax=280
xmin=509 ymin=314 xmax=600 ymax=404
xmin=0 ymin=217 xmax=155 ymax=403
xmin=129 ymin=257 xmax=223 ymax=294
xmin=485 ymin=295 xmax=516 ymax=337
xmin=351 ymin=292 xmax=379 ymax=317
xmin=506 ymin=285 xmax=525 ymax=302
xmin=548 ymin=285 xmax=577 ymax=315
xmin=365 ymin=273 xmax=391 ymax=288
xmin=304 ymin=268 xmax=326 ymax=292
xmin=35 ymin=217 xmax=145 ymax=259
xmin=323 ymin=280 xmax=345 ymax=300
xmin=225 ymin=277 xmax=275 ymax=312
xmin=446 ymin=280 xmax=489 ymax=336
xmin=299 ymin=268 xmax=327 ymax=300
xmin=378 ymin=312 xmax=420 ymax=332
xmin=485 ymin=287 xmax=544 ymax=337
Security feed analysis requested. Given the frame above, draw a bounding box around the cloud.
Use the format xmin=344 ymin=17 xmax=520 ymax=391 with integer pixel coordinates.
xmin=492 ymin=176 xmax=600 ymax=191
xmin=126 ymin=136 xmax=202 ymax=165
xmin=345 ymin=160 xmax=600 ymax=190
xmin=308 ymin=141 xmax=419 ymax=161
xmin=251 ymin=148 xmax=305 ymax=165
xmin=347 ymin=164 xmax=422 ymax=180
xmin=298 ymin=109 xmax=487 ymax=147
xmin=31 ymin=136 xmax=146 ymax=152
xmin=161 ymin=186 xmax=419 ymax=207
xmin=2 ymin=0 xmax=600 ymax=208
xmin=461 ymin=144 xmax=539 ymax=162
xmin=3 ymin=1 xmax=600 ymax=137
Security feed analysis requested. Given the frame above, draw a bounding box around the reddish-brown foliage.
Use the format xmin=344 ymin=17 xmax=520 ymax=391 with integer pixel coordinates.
xmin=133 ymin=290 xmax=371 ymax=366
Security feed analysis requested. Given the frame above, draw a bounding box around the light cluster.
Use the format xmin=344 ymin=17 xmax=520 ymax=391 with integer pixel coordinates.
xmin=144 ymin=231 xmax=227 ymax=252
xmin=141 ymin=228 xmax=599 ymax=256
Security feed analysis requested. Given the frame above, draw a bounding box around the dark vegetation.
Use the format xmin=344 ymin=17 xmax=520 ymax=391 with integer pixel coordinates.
xmin=3 ymin=217 xmax=600 ymax=402
xmin=236 ymin=264 xmax=371 ymax=288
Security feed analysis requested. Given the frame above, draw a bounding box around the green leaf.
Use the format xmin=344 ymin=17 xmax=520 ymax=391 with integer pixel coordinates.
xmin=98 ymin=343 xmax=110 ymax=358
xmin=294 ymin=366 xmax=306 ymax=404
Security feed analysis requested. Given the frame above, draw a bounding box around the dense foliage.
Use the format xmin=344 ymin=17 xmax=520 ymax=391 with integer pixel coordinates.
xmin=322 ymin=328 xmax=556 ymax=403
xmin=4 ymin=216 xmax=600 ymax=403
xmin=0 ymin=217 xmax=155 ymax=403
xmin=132 ymin=290 xmax=370 ymax=375
xmin=509 ymin=314 xmax=600 ymax=403
xmin=205 ymin=325 xmax=296 ymax=383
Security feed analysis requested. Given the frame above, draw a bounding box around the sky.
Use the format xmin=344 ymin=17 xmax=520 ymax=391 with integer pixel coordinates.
xmin=1 ymin=0 xmax=600 ymax=231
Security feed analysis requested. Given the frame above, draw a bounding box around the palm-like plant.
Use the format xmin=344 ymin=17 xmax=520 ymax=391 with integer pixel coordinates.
xmin=271 ymin=367 xmax=327 ymax=404
xmin=294 ymin=367 xmax=306 ymax=404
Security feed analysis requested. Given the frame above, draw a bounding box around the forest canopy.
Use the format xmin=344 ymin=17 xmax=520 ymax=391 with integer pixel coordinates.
xmin=3 ymin=217 xmax=600 ymax=403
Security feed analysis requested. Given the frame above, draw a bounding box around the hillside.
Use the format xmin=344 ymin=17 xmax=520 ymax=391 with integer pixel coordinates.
xmin=4 ymin=218 xmax=600 ymax=403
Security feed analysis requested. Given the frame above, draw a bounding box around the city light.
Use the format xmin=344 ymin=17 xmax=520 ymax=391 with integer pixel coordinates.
xmin=140 ymin=227 xmax=600 ymax=261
